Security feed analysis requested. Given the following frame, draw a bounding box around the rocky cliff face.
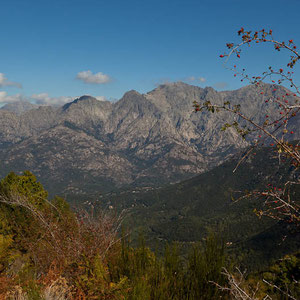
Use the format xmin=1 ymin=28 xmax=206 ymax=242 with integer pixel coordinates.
xmin=0 ymin=83 xmax=298 ymax=195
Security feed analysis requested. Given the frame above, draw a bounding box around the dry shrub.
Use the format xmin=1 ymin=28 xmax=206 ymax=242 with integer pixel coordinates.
xmin=0 ymin=277 xmax=17 ymax=300
xmin=4 ymin=286 xmax=28 ymax=300
xmin=43 ymin=276 xmax=72 ymax=300
xmin=0 ymin=276 xmax=14 ymax=295
xmin=0 ymin=187 xmax=125 ymax=298
xmin=0 ymin=191 xmax=123 ymax=269
xmin=3 ymin=278 xmax=72 ymax=300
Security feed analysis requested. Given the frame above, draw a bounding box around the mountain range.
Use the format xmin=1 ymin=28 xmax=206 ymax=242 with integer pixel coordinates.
xmin=0 ymin=82 xmax=299 ymax=196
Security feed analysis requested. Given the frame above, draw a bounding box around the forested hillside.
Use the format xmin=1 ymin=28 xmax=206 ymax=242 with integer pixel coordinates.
xmin=78 ymin=145 xmax=299 ymax=270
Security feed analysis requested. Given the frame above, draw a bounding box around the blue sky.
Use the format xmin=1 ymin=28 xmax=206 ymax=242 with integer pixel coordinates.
xmin=0 ymin=0 xmax=300 ymax=105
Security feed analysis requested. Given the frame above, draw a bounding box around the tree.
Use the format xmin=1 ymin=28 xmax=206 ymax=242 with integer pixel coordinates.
xmin=194 ymin=28 xmax=299 ymax=227
xmin=195 ymin=28 xmax=300 ymax=300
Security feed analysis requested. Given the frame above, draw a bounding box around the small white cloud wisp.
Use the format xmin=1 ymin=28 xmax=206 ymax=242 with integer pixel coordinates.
xmin=0 ymin=73 xmax=22 ymax=88
xmin=31 ymin=93 xmax=76 ymax=106
xmin=186 ymin=76 xmax=206 ymax=83
xmin=76 ymin=70 xmax=111 ymax=84
xmin=31 ymin=93 xmax=108 ymax=106
xmin=95 ymin=96 xmax=107 ymax=101
xmin=0 ymin=92 xmax=107 ymax=106
xmin=0 ymin=91 xmax=25 ymax=103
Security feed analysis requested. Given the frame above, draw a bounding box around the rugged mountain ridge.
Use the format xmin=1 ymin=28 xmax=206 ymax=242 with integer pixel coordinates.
xmin=0 ymin=82 xmax=299 ymax=195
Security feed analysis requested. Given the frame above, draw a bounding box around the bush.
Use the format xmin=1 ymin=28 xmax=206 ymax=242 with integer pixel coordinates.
xmin=0 ymin=171 xmax=228 ymax=299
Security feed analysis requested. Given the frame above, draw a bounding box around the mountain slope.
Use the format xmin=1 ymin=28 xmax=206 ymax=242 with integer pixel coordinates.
xmin=92 ymin=145 xmax=299 ymax=269
xmin=0 ymin=83 xmax=299 ymax=195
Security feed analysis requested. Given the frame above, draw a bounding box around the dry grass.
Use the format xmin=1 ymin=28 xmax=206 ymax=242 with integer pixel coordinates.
xmin=43 ymin=277 xmax=72 ymax=300
xmin=5 ymin=286 xmax=28 ymax=300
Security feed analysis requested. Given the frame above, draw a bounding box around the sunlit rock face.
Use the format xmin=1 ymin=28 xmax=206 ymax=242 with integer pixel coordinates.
xmin=0 ymin=82 xmax=298 ymax=195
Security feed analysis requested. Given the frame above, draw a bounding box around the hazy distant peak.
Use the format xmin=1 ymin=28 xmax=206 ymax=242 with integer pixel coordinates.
xmin=1 ymin=101 xmax=37 ymax=115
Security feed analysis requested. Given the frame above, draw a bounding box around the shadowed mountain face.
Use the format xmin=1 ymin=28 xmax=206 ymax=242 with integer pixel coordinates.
xmin=0 ymin=83 xmax=299 ymax=195
xmin=95 ymin=145 xmax=299 ymax=270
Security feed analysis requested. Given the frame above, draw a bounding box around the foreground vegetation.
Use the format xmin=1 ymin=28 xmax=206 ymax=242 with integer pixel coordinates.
xmin=0 ymin=171 xmax=299 ymax=299
xmin=0 ymin=171 xmax=227 ymax=299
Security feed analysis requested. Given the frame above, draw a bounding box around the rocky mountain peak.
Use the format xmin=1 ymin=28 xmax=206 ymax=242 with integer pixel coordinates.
xmin=62 ymin=95 xmax=103 ymax=111
xmin=77 ymin=95 xmax=98 ymax=101
xmin=121 ymin=90 xmax=142 ymax=100
xmin=116 ymin=90 xmax=151 ymax=110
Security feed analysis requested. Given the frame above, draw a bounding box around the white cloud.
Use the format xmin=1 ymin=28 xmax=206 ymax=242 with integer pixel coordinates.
xmin=31 ymin=93 xmax=76 ymax=106
xmin=0 ymin=91 xmax=74 ymax=106
xmin=95 ymin=96 xmax=107 ymax=101
xmin=76 ymin=70 xmax=111 ymax=84
xmin=0 ymin=91 xmax=25 ymax=103
xmin=0 ymin=91 xmax=108 ymax=106
xmin=0 ymin=73 xmax=22 ymax=88
xmin=186 ymin=76 xmax=206 ymax=83
xmin=31 ymin=93 xmax=107 ymax=106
